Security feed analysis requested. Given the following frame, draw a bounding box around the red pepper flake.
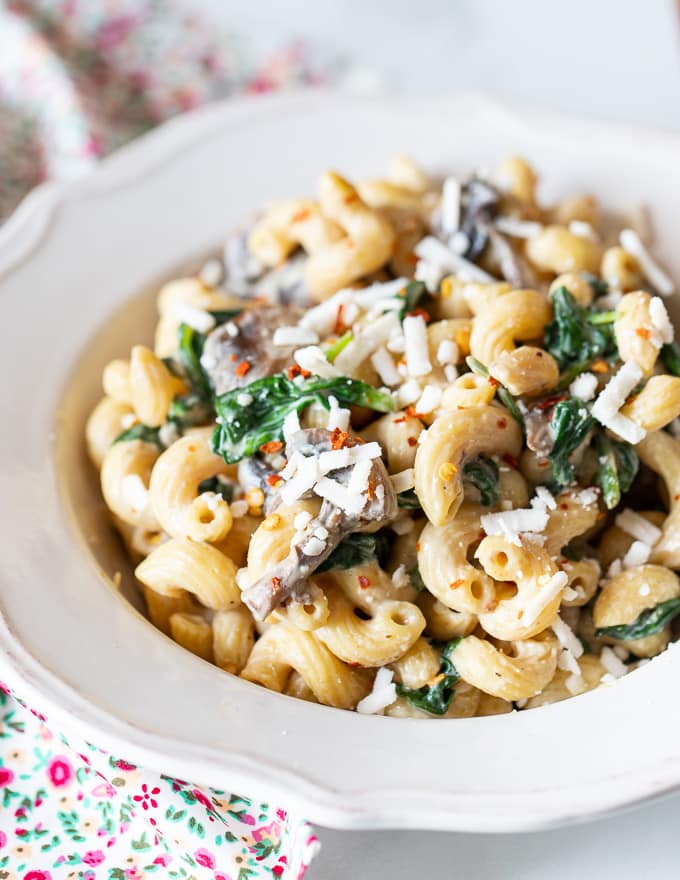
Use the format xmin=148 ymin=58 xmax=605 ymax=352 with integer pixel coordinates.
xmin=405 ymin=405 xmax=426 ymax=420
xmin=291 ymin=208 xmax=311 ymax=223
xmin=367 ymin=481 xmax=375 ymax=501
xmin=560 ymin=502 xmax=570 ymax=510
xmin=636 ymin=327 xmax=652 ymax=340
xmin=415 ymin=542 xmax=421 ymax=552
xmin=517 ymin=610 xmax=524 ymax=620
xmin=229 ymin=353 xmax=238 ymax=362
xmin=236 ymin=360 xmax=251 ymax=378
xmin=591 ymin=359 xmax=609 ymax=374
xmin=456 ymin=405 xmax=466 ymax=410
xmin=405 ymin=251 xmax=418 ymax=265
xmin=333 ymin=304 xmax=345 ymax=336
xmin=330 ymin=428 xmax=350 ymax=450
xmin=488 ymin=376 xmax=500 ymax=388
xmin=271 ymin=576 xmax=282 ymax=591
xmin=449 ymin=579 xmax=464 ymax=590
xmin=674 ymin=494 xmax=680 ymax=501
xmin=266 ymin=474 xmax=282 ymax=487
xmin=260 ymin=440 xmax=284 ymax=454
xmin=407 ymin=436 xmax=418 ymax=447
xmin=343 ymin=192 xmax=359 ymax=205
xmin=501 ymin=453 xmax=519 ymax=469
xmin=536 ymin=393 xmax=568 ymax=412
xmin=478 ymin=529 xmax=486 ymax=540
xmin=406 ymin=308 xmax=431 ymax=322
xmin=358 ymin=575 xmax=371 ymax=589
xmin=393 ymin=415 xmax=407 ymax=424
xmin=287 ymin=363 xmax=311 ymax=380
xmin=497 ymin=418 xmax=508 ymax=429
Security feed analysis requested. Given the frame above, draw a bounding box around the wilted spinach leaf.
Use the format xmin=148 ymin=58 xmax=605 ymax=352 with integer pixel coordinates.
xmin=595 ymin=598 xmax=680 ymax=641
xmin=317 ymin=532 xmax=390 ymax=572
xmin=595 ymin=433 xmax=639 ymax=510
xmin=548 ymin=398 xmax=594 ymax=487
xmin=396 ymin=639 xmax=461 ymax=715
xmin=545 ymin=287 xmax=617 ymax=371
xmin=212 ymin=373 xmax=395 ymax=463
xmin=463 ymin=456 xmax=500 ymax=506
xmin=113 ymin=423 xmax=162 ymax=448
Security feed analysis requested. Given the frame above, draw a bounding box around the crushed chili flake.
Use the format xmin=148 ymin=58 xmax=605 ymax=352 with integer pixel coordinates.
xmin=271 ymin=576 xmax=282 ymax=590
xmin=330 ymin=427 xmax=350 ymax=450
xmin=456 ymin=405 xmax=467 ymax=410
xmin=478 ymin=529 xmax=486 ymax=540
xmin=536 ymin=393 xmax=568 ymax=412
xmin=591 ymin=359 xmax=609 ymax=373
xmin=501 ymin=453 xmax=519 ymax=469
xmin=229 ymin=353 xmax=238 ymax=362
xmin=291 ymin=208 xmax=311 ymax=223
xmin=260 ymin=440 xmax=284 ymax=454
xmin=393 ymin=415 xmax=407 ymax=424
xmin=449 ymin=579 xmax=464 ymax=590
xmin=488 ymin=376 xmax=500 ymax=388
xmin=343 ymin=192 xmax=359 ymax=205
xmin=406 ymin=308 xmax=431 ymax=322
xmin=537 ymin=459 xmax=551 ymax=468
xmin=427 ymin=673 xmax=446 ymax=688
xmin=560 ymin=502 xmax=570 ymax=510
xmin=405 ymin=405 xmax=426 ymax=420
xmin=358 ymin=575 xmax=371 ymax=589
xmin=333 ymin=304 xmax=345 ymax=336
xmin=674 ymin=493 xmax=680 ymax=501
xmin=415 ymin=542 xmax=421 ymax=552
xmin=236 ymin=360 xmax=251 ymax=378
xmin=636 ymin=327 xmax=652 ymax=340
xmin=266 ymin=475 xmax=282 ymax=487
xmin=517 ymin=610 xmax=524 ymax=620
xmin=367 ymin=481 xmax=375 ymax=500
xmin=287 ymin=363 xmax=311 ymax=380
xmin=497 ymin=418 xmax=508 ymax=429
xmin=405 ymin=251 xmax=419 ymax=266
xmin=407 ymin=436 xmax=417 ymax=447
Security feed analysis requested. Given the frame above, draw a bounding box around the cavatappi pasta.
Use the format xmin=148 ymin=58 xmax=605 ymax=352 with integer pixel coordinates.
xmin=88 ymin=156 xmax=680 ymax=717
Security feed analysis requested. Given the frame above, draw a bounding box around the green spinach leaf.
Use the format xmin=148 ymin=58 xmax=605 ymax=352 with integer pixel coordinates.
xmin=397 ymin=489 xmax=421 ymax=510
xmin=212 ymin=374 xmax=395 ymax=463
xmin=545 ymin=287 xmax=617 ymax=370
xmin=317 ymin=532 xmax=390 ymax=573
xmin=661 ymin=341 xmax=680 ymax=377
xmin=463 ymin=456 xmax=500 ymax=506
xmin=595 ymin=433 xmax=639 ymax=510
xmin=548 ymin=397 xmax=594 ymax=487
xmin=396 ymin=639 xmax=461 ymax=715
xmin=595 ymin=598 xmax=680 ymax=641
xmin=197 ymin=476 xmax=235 ymax=503
xmin=177 ymin=322 xmax=212 ymax=399
xmin=113 ymin=424 xmax=162 ymax=448
xmin=408 ymin=564 xmax=426 ymax=591
xmin=398 ymin=280 xmax=428 ymax=320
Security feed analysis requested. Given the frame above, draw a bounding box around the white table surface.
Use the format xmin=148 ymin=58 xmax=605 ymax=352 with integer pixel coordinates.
xmin=197 ymin=1 xmax=680 ymax=875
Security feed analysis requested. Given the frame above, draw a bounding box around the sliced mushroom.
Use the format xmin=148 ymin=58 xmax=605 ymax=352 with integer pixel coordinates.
xmin=224 ymin=228 xmax=309 ymax=304
xmin=459 ymin=177 xmax=500 ymax=261
xmin=242 ymin=428 xmax=398 ymax=620
xmin=525 ymin=406 xmax=555 ymax=457
xmin=487 ymin=226 xmax=533 ymax=288
xmin=201 ymin=304 xmax=304 ymax=395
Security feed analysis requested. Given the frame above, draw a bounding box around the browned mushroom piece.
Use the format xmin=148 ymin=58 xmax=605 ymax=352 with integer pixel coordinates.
xmin=200 ymin=304 xmax=304 ymax=395
xmin=525 ymin=406 xmax=555 ymax=457
xmin=242 ymin=428 xmax=398 ymax=620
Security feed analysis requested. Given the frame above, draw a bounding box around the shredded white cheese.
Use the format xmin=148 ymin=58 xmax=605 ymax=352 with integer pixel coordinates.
xmin=392 ymin=564 xmax=411 ymax=590
xmin=600 ymin=646 xmax=628 ymax=679
xmin=607 ymin=559 xmax=623 ymax=578
xmin=494 ymin=216 xmax=543 ymax=238
xmin=236 ymin=392 xmax=253 ymax=407
xmin=414 ymin=259 xmax=444 ymax=293
xmin=415 ymin=384 xmax=442 ymax=415
xmin=569 ymin=372 xmax=598 ymax=402
xmin=293 ymin=510 xmax=313 ymax=531
xmin=352 ymin=278 xmax=410 ymax=307
xmin=440 ymin=176 xmax=461 ymax=236
xmin=159 ymin=421 xmax=180 ymax=447
xmin=620 ymin=228 xmax=675 ymax=297
xmin=334 ymin=312 xmax=401 ymax=375
xmin=551 ymin=616 xmax=584 ymax=659
xmin=371 ymin=347 xmax=401 ymax=387
xmin=390 ymin=468 xmax=415 ymax=494
xmin=172 ymin=302 xmax=216 ymax=333
xmin=299 ymin=290 xmax=354 ymax=336
xmin=199 ymin=258 xmax=223 ymax=288
xmin=396 ymin=379 xmax=422 ymax=407
xmin=282 ymin=409 xmax=301 ymax=441
xmin=649 ymin=296 xmax=674 ymax=344
xmin=639 ymin=583 xmax=651 ymax=597
xmin=532 ymin=486 xmax=557 ymax=511
xmin=414 ymin=235 xmax=495 ymax=284
xmin=568 ymin=220 xmax=598 ymax=241
xmin=615 ymin=509 xmax=661 ymax=546
xmin=436 ymin=339 xmax=459 ymax=366
xmin=403 ymin=314 xmax=432 ymax=378
xmin=273 ymin=326 xmax=319 ymax=347
xmin=480 ymin=508 xmax=549 ymax=547
xmin=444 ymin=364 xmax=459 ymax=383
xmin=314 ymin=476 xmax=365 ymax=515
xmin=622 ymin=540 xmax=652 ymax=569
xmin=591 ymin=362 xmax=645 ymax=444
xmin=293 ymin=345 xmax=341 ymax=379
xmin=356 ymin=667 xmax=397 ymax=715
xmin=450 ymin=230 xmax=470 ymax=255
xmin=347 ymin=458 xmax=373 ymax=495
xmin=280 ymin=456 xmax=320 ymax=505
xmin=326 ymin=395 xmax=351 ymax=432
xmin=521 ymin=572 xmax=569 ymax=626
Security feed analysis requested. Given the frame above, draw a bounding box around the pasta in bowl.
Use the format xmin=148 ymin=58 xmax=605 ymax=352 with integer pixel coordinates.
xmin=87 ymin=152 xmax=680 ymax=719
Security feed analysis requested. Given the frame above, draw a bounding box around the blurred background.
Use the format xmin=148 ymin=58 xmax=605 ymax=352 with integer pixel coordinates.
xmin=2 ymin=1 xmax=680 ymax=877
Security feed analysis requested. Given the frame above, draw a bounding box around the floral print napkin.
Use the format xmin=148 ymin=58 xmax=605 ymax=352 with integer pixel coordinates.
xmin=0 ymin=1 xmax=327 ymax=876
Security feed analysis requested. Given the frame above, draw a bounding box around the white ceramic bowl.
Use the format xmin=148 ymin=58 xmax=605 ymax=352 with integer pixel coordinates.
xmin=2 ymin=92 xmax=680 ymax=832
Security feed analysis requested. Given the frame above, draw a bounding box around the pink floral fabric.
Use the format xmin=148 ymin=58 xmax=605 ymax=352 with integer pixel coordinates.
xmin=0 ymin=1 xmax=327 ymax=876
xmin=0 ymin=683 xmax=319 ymax=878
